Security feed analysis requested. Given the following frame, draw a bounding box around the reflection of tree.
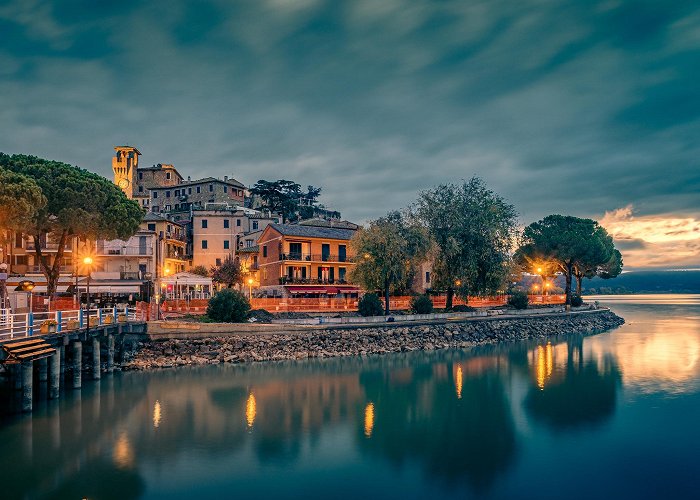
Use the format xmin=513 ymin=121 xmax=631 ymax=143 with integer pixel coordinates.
xmin=524 ymin=336 xmax=621 ymax=431
xmin=358 ymin=361 xmax=517 ymax=494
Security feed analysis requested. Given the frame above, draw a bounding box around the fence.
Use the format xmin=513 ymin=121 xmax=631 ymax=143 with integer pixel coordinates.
xmin=0 ymin=306 xmax=145 ymax=341
xmin=151 ymin=294 xmax=566 ymax=315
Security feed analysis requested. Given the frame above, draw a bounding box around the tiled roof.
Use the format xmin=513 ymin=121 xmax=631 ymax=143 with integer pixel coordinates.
xmin=268 ymin=223 xmax=356 ymax=240
xmin=297 ymin=218 xmax=358 ymax=229
xmin=238 ymin=245 xmax=259 ymax=253
xmin=142 ymin=212 xmax=184 ymax=225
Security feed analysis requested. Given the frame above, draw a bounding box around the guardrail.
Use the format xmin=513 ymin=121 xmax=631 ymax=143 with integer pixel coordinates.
xmin=0 ymin=306 xmax=145 ymax=341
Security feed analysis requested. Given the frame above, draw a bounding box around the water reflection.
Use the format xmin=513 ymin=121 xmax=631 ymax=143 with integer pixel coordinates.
xmin=0 ymin=296 xmax=698 ymax=498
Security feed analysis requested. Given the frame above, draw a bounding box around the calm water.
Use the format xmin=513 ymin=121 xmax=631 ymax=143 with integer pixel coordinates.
xmin=1 ymin=295 xmax=700 ymax=499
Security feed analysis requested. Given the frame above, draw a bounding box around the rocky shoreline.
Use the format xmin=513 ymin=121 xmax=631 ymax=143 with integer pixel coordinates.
xmin=121 ymin=309 xmax=625 ymax=371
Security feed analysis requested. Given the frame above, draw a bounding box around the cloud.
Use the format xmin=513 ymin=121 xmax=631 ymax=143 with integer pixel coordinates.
xmin=599 ymin=205 xmax=700 ymax=269
xmin=0 ymin=0 xmax=699 ymax=269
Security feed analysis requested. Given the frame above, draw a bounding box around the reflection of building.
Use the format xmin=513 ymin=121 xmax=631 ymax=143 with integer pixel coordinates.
xmin=257 ymin=221 xmax=360 ymax=297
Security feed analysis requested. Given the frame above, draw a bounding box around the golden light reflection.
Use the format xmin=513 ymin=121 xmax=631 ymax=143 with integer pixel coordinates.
xmin=535 ymin=343 xmax=554 ymax=390
xmin=153 ymin=400 xmax=162 ymax=428
xmin=454 ymin=365 xmax=463 ymax=399
xmin=364 ymin=402 xmax=375 ymax=437
xmin=246 ymin=393 xmax=256 ymax=429
xmin=113 ymin=432 xmax=134 ymax=469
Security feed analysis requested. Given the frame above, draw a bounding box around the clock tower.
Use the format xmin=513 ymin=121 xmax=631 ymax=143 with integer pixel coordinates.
xmin=112 ymin=146 xmax=140 ymax=198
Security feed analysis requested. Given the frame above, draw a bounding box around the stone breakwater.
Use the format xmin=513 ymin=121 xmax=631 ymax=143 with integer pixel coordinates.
xmin=121 ymin=309 xmax=624 ymax=371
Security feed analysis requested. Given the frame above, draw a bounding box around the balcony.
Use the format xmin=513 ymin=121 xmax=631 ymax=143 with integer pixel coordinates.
xmin=279 ymin=277 xmax=349 ymax=285
xmin=165 ymin=231 xmax=186 ymax=242
xmin=25 ymin=265 xmax=73 ymax=274
xmin=96 ymin=246 xmax=153 ymax=256
xmin=120 ymin=271 xmax=142 ymax=280
xmin=281 ymin=253 xmax=349 ymax=262
xmin=26 ymin=242 xmax=72 ymax=252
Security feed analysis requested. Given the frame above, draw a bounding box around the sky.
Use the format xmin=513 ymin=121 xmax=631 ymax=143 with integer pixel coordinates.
xmin=1 ymin=0 xmax=699 ymax=270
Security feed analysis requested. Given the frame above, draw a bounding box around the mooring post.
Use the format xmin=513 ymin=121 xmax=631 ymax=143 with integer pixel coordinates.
xmin=92 ymin=337 xmax=101 ymax=380
xmin=37 ymin=357 xmax=48 ymax=383
xmin=49 ymin=348 xmax=60 ymax=399
xmin=71 ymin=341 xmax=82 ymax=389
xmin=59 ymin=345 xmax=65 ymax=375
xmin=21 ymin=360 xmax=33 ymax=412
xmin=106 ymin=334 xmax=115 ymax=373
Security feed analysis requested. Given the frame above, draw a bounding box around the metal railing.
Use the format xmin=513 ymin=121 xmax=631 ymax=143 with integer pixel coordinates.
xmin=96 ymin=246 xmax=153 ymax=256
xmin=279 ymin=277 xmax=349 ymax=285
xmin=0 ymin=306 xmax=145 ymax=341
xmin=281 ymin=253 xmax=349 ymax=262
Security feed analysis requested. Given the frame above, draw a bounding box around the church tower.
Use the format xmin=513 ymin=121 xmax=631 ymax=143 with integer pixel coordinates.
xmin=112 ymin=146 xmax=141 ymax=198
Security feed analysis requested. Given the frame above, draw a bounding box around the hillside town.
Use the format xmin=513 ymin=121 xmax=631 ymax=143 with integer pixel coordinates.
xmin=0 ymin=146 xmax=375 ymax=313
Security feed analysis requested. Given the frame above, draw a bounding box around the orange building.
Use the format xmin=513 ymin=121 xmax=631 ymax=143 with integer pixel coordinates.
xmin=257 ymin=222 xmax=359 ymax=297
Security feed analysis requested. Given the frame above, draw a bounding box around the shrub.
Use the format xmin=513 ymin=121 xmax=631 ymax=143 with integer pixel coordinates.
xmin=508 ymin=290 xmax=529 ymax=310
xmin=410 ymin=295 xmax=434 ymax=314
xmin=358 ymin=293 xmax=384 ymax=317
xmin=206 ymin=289 xmax=251 ymax=323
xmin=570 ymin=294 xmax=584 ymax=307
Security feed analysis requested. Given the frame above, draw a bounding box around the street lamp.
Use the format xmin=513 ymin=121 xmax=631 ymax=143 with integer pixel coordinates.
xmin=247 ymin=277 xmax=254 ymax=299
xmin=83 ymin=256 xmax=93 ymax=334
xmin=0 ymin=262 xmax=8 ymax=310
xmin=16 ymin=280 xmax=35 ymax=314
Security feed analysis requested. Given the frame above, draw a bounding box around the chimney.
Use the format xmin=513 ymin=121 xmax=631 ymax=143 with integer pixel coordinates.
xmin=224 ymin=175 xmax=228 ymax=181
xmin=187 ymin=176 xmax=191 ymax=181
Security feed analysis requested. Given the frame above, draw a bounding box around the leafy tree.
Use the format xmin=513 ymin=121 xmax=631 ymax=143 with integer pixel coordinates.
xmin=0 ymin=168 xmax=46 ymax=270
xmin=349 ymin=211 xmax=428 ymax=314
xmin=415 ymin=178 xmax=518 ymax=310
xmin=516 ymin=215 xmax=621 ymax=305
xmin=250 ymin=180 xmax=327 ymax=222
xmin=210 ymin=256 xmax=242 ymax=288
xmin=0 ymin=153 xmax=143 ymax=295
xmin=189 ymin=265 xmax=210 ymax=277
xmin=206 ymin=288 xmax=250 ymax=322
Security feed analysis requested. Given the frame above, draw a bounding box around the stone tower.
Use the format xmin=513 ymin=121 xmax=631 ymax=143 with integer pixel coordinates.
xmin=112 ymin=146 xmax=141 ymax=198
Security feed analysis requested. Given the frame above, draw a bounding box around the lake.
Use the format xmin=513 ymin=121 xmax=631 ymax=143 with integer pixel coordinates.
xmin=1 ymin=295 xmax=699 ymax=499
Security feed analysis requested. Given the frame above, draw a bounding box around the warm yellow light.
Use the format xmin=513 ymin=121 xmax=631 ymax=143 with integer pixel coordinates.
xmin=535 ymin=343 xmax=554 ymax=390
xmin=545 ymin=282 xmax=551 ymax=288
xmin=83 ymin=256 xmax=93 ymax=265
xmin=363 ymin=253 xmax=370 ymax=259
xmin=164 ymin=268 xmax=171 ymax=276
xmin=247 ymin=278 xmax=254 ymax=285
xmin=364 ymin=402 xmax=375 ymax=437
xmin=153 ymin=400 xmax=162 ymax=428
xmin=455 ymin=365 xmax=463 ymax=399
xmin=246 ymin=393 xmax=256 ymax=429
xmin=455 ymin=280 xmax=462 ymax=287
xmin=113 ymin=432 xmax=134 ymax=469
xmin=537 ymin=267 xmax=542 ymax=273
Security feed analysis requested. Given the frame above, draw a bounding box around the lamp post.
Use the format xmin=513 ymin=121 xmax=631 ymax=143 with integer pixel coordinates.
xmin=247 ymin=277 xmax=254 ymax=299
xmin=83 ymin=256 xmax=93 ymax=334
xmin=0 ymin=262 xmax=7 ymax=310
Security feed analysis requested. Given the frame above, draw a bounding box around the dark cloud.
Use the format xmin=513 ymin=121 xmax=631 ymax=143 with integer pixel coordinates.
xmin=1 ymin=0 xmax=699 ymax=240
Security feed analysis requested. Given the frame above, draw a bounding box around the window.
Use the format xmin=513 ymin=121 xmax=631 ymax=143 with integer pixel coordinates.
xmin=196 ymin=186 xmax=201 ymax=194
xmin=263 ymin=246 xmax=267 ymax=258
xmin=153 ymin=206 xmax=160 ymax=213
xmin=216 ymin=258 xmax=221 ymax=266
xmin=425 ymin=271 xmax=431 ymax=283
xmin=139 ymin=172 xmax=143 ymax=180
xmin=224 ymin=186 xmax=228 ymax=193
xmin=209 ymin=184 xmax=214 ymax=192
xmin=15 ymin=255 xmax=28 ymax=266
xmin=201 ymin=219 xmax=208 ymax=229
xmin=339 ymin=245 xmax=347 ymax=262
xmin=236 ymin=219 xmax=241 ymax=227
xmin=188 ymin=187 xmax=192 ymax=195
xmin=224 ymin=240 xmax=229 ymax=249
xmin=153 ymin=192 xmax=158 ymax=199
xmin=165 ymin=191 xmax=171 ymax=198
xmin=138 ymin=186 xmax=144 ymax=192
xmin=175 ymin=189 xmax=180 ymax=196
xmin=223 ymin=219 xmax=229 ymax=229
xmin=164 ymin=204 xmax=171 ymax=211
xmin=246 ymin=239 xmax=253 ymax=247
xmin=14 ymin=232 xmax=23 ymax=248
xmin=166 ymin=172 xmax=171 ymax=180
xmin=202 ymin=240 xmax=208 ymax=249
xmin=252 ymin=221 xmax=258 ymax=230
xmin=339 ymin=267 xmax=346 ymax=282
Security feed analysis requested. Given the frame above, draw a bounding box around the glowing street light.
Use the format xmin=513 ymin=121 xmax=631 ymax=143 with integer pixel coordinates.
xmin=83 ymin=256 xmax=93 ymax=333
xmin=247 ymin=277 xmax=254 ymax=299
